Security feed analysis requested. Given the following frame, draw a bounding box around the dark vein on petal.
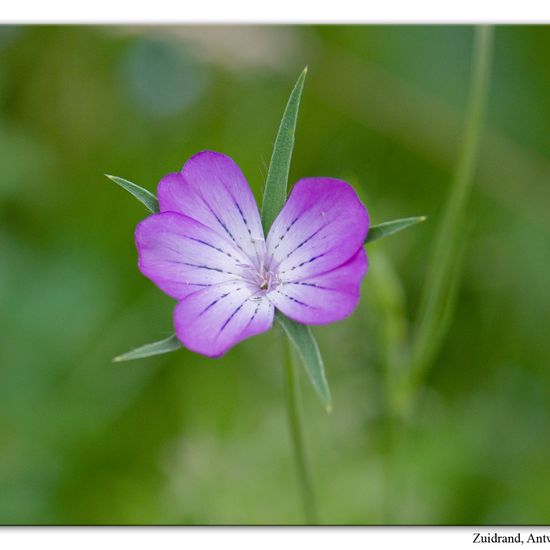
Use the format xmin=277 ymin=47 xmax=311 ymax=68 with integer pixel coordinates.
xmin=165 ymin=260 xmax=237 ymax=276
xmin=185 ymin=236 xmax=234 ymax=258
xmin=219 ymin=298 xmax=248 ymax=333
xmin=281 ymin=253 xmax=326 ymax=274
xmin=200 ymin=291 xmax=232 ymax=316
xmin=234 ymin=199 xmax=265 ymax=269
xmin=273 ymin=215 xmax=300 ymax=251
xmin=284 ymin=226 xmax=325 ymax=260
xmin=163 ymin=244 xmax=186 ymax=256
xmin=201 ymin=200 xmax=246 ymax=254
xmin=287 ymin=281 xmax=334 ymax=291
xmin=245 ymin=302 xmax=261 ymax=329
xmin=275 ymin=290 xmax=311 ymax=308
xmin=234 ymin=200 xmax=252 ymax=238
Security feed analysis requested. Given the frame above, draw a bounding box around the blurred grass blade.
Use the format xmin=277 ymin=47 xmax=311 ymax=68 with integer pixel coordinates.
xmin=106 ymin=174 xmax=159 ymax=213
xmin=366 ymin=250 xmax=409 ymax=415
xmin=113 ymin=334 xmax=181 ymax=362
xmin=410 ymin=26 xmax=493 ymax=383
xmin=260 ymin=67 xmax=307 ymax=233
xmin=277 ymin=312 xmax=332 ymax=410
xmin=411 ymin=228 xmax=470 ymax=388
xmin=365 ymin=216 xmax=426 ymax=244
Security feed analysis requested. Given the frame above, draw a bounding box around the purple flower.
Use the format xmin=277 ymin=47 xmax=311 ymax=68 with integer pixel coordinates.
xmin=135 ymin=151 xmax=370 ymax=358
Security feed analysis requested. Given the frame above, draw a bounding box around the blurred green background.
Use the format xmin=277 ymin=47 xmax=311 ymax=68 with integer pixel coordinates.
xmin=1 ymin=25 xmax=549 ymax=525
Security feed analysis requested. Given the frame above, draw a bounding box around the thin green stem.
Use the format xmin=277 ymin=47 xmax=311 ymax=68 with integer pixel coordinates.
xmin=409 ymin=26 xmax=494 ymax=391
xmin=283 ymin=337 xmax=319 ymax=524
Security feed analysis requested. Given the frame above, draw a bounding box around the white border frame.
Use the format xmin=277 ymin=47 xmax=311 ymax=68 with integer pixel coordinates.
xmin=1 ymin=0 xmax=550 ymax=23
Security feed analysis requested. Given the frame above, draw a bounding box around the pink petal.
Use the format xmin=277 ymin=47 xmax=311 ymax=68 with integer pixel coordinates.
xmin=158 ymin=151 xmax=265 ymax=269
xmin=135 ymin=212 xmax=251 ymax=300
xmin=174 ymin=283 xmax=274 ymax=357
xmin=266 ymin=178 xmax=369 ymax=281
xmin=267 ymin=247 xmax=368 ymax=324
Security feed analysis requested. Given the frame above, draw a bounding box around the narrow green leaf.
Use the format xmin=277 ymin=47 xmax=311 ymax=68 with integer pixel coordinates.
xmin=112 ymin=334 xmax=181 ymax=362
xmin=260 ymin=67 xmax=307 ymax=233
xmin=365 ymin=216 xmax=426 ymax=244
xmin=106 ymin=174 xmax=159 ymax=213
xmin=276 ymin=312 xmax=332 ymax=411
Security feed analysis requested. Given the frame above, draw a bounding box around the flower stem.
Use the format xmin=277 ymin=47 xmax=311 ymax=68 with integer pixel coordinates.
xmin=283 ymin=336 xmax=319 ymax=524
xmin=408 ymin=26 xmax=494 ymax=393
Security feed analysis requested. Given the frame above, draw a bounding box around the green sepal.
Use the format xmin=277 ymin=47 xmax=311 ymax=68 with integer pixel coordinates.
xmin=276 ymin=312 xmax=332 ymax=411
xmin=260 ymin=67 xmax=307 ymax=234
xmin=365 ymin=216 xmax=426 ymax=244
xmin=106 ymin=174 xmax=159 ymax=213
xmin=113 ymin=334 xmax=181 ymax=362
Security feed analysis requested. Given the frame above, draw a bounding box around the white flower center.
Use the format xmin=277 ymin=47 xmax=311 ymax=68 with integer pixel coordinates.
xmin=259 ymin=269 xmax=275 ymax=291
xmin=250 ymin=260 xmax=280 ymax=293
xmin=236 ymin=253 xmax=281 ymax=294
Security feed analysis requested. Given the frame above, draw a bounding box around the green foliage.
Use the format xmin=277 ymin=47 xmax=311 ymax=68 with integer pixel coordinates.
xmin=365 ymin=216 xmax=426 ymax=244
xmin=277 ymin=312 xmax=331 ymax=410
xmin=260 ymin=67 xmax=307 ymax=234
xmin=409 ymin=26 xmax=494 ymax=388
xmin=113 ymin=334 xmax=182 ymax=362
xmin=105 ymin=174 xmax=159 ymax=213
